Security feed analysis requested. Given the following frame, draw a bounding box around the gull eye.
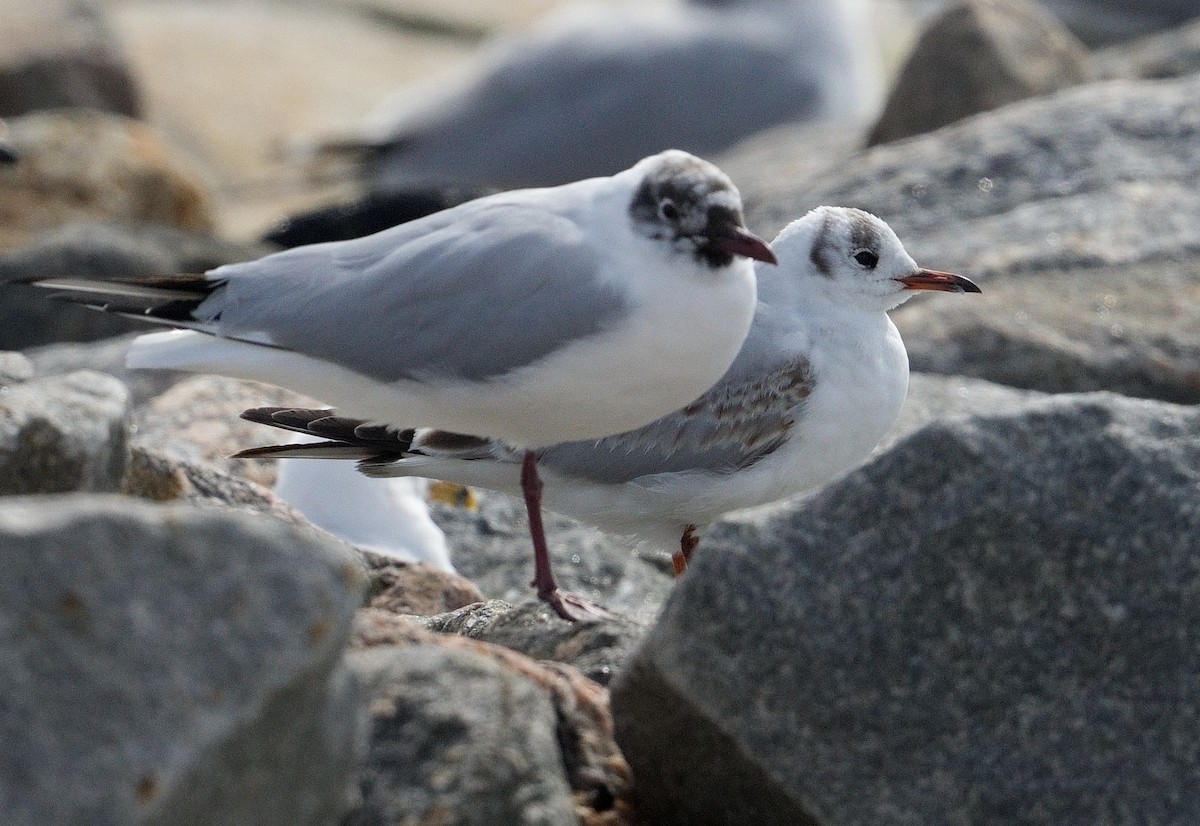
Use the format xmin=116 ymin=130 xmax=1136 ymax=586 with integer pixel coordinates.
xmin=659 ymin=199 xmax=680 ymax=222
xmin=853 ymin=249 xmax=879 ymax=269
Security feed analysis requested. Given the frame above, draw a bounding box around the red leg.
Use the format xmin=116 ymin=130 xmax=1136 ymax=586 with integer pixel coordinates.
xmin=672 ymin=524 xmax=700 ymax=578
xmin=520 ymin=450 xmax=614 ymax=622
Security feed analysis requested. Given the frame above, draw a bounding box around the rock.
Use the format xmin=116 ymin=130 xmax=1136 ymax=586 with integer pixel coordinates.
xmin=418 ymin=600 xmax=647 ymax=686
xmin=0 ymin=111 xmax=215 ymax=252
xmin=351 ymin=607 xmax=632 ymax=824
xmin=612 ymin=392 xmax=1200 ymax=826
xmin=120 ymin=445 xmax=302 ymax=523
xmin=1038 ymin=0 xmax=1200 ymax=46
xmin=432 ymin=491 xmax=674 ymax=622
xmin=347 ymin=641 xmax=581 ymax=826
xmin=0 ymin=494 xmax=365 ymax=825
xmin=0 ymin=0 xmax=141 ymax=117
xmin=1093 ymin=17 xmax=1200 ymax=80
xmin=364 ymin=556 xmax=485 ymax=615
xmin=131 ymin=374 xmax=316 ymax=489
xmin=23 ymin=334 xmax=183 ymax=406
xmin=885 ymin=372 xmax=1048 ymax=450
xmin=867 ymin=0 xmax=1092 ymax=146
xmin=0 ymin=350 xmax=34 ymax=385
xmin=741 ymin=74 xmax=1200 ymax=277
xmin=0 ymin=222 xmax=269 ymax=350
xmin=894 ymin=259 xmax=1200 ymax=402
xmin=0 ymin=369 xmax=129 ymax=494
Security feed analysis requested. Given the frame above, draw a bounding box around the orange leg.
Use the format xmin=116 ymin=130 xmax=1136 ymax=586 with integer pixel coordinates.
xmin=672 ymin=524 xmax=700 ymax=578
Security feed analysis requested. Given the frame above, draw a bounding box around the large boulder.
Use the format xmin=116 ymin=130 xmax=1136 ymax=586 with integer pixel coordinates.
xmin=612 ymin=393 xmax=1200 ymax=825
xmin=867 ymin=0 xmax=1091 ymax=146
xmin=0 ymin=495 xmax=365 ymax=825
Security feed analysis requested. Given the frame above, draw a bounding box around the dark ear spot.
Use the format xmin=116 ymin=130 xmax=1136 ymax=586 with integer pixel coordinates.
xmin=808 ymin=210 xmax=834 ymax=278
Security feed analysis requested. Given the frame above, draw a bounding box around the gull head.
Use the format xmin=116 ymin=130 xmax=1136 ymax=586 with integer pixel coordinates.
xmin=628 ymin=149 xmax=776 ymax=269
xmin=775 ymin=206 xmax=980 ymax=312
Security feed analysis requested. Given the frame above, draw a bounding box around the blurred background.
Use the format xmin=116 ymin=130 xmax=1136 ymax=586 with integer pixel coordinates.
xmin=6 ymin=0 xmax=1187 ymax=241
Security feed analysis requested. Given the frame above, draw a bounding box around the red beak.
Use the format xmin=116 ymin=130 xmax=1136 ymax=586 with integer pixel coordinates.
xmin=897 ymin=268 xmax=981 ymax=293
xmin=711 ymin=226 xmax=778 ymax=265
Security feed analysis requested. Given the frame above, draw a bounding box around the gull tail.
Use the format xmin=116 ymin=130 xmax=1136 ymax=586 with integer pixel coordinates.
xmin=15 ymin=273 xmax=223 ymax=331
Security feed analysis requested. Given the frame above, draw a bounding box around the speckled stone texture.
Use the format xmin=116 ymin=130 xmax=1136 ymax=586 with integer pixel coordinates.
xmin=612 ymin=392 xmax=1200 ymax=826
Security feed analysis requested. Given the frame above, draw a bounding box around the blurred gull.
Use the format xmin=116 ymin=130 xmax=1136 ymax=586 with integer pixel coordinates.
xmin=273 ymin=437 xmax=454 ymax=572
xmin=21 ymin=149 xmax=770 ymax=620
xmin=342 ymin=0 xmax=880 ymax=189
xmin=235 ymin=207 xmax=980 ymax=576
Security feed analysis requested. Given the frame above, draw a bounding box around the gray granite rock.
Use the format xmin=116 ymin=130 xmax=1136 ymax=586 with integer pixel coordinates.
xmin=894 ymin=258 xmax=1200 ymax=402
xmin=0 ymin=0 xmax=141 ymax=117
xmin=0 ymin=495 xmax=365 ymax=826
xmin=612 ymin=392 xmax=1200 ymax=826
xmin=350 ymin=607 xmax=632 ymax=821
xmin=347 ymin=643 xmax=578 ymax=826
xmin=432 ymin=492 xmax=674 ymax=622
xmin=24 ymin=334 xmax=183 ymax=407
xmin=1039 ymin=0 xmax=1200 ymax=45
xmin=885 ymin=371 xmax=1048 ymax=451
xmin=0 ymin=369 xmax=129 ymax=494
xmin=867 ymin=0 xmax=1091 ymax=146
xmin=741 ymin=74 xmax=1200 ymax=278
xmin=1094 ymin=17 xmax=1200 ymax=79
xmin=0 ymin=222 xmax=269 ymax=349
xmin=419 ymin=600 xmax=647 ymax=685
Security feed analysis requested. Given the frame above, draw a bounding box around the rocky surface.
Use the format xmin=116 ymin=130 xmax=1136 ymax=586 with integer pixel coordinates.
xmin=0 ymin=369 xmax=129 ymax=494
xmin=349 ymin=608 xmax=631 ymax=826
xmin=0 ymin=110 xmax=215 ymax=252
xmin=867 ymin=0 xmax=1091 ymax=146
xmin=1038 ymin=0 xmax=1200 ymax=45
xmin=613 ymin=392 xmax=1200 ymax=826
xmin=1093 ymin=17 xmax=1200 ymax=79
xmin=418 ymin=600 xmax=647 ymax=686
xmin=0 ymin=0 xmax=141 ymax=117
xmin=4 ymin=4 xmax=1200 ymax=824
xmin=0 ymin=495 xmax=365 ymax=825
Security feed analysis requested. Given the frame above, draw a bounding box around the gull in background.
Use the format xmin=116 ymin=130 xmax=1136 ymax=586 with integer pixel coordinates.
xmin=235 ymin=207 xmax=980 ymax=579
xmin=18 ymin=149 xmax=773 ymax=621
xmin=334 ymin=0 xmax=880 ymax=190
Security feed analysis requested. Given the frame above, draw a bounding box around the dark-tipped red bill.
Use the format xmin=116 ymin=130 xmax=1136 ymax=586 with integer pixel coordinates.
xmin=712 ymin=226 xmax=778 ymax=265
xmin=897 ymin=268 xmax=981 ymax=293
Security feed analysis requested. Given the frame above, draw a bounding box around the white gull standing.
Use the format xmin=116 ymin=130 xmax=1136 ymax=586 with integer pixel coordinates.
xmin=234 ymin=207 xmax=979 ymax=579
xmin=339 ymin=0 xmax=879 ymax=189
xmin=19 ymin=149 xmax=772 ymax=620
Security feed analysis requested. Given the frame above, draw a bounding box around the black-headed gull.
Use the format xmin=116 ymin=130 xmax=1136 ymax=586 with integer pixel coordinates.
xmin=234 ymin=207 xmax=979 ymax=583
xmin=18 ymin=149 xmax=773 ymax=621
xmin=341 ymin=0 xmax=878 ymax=189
